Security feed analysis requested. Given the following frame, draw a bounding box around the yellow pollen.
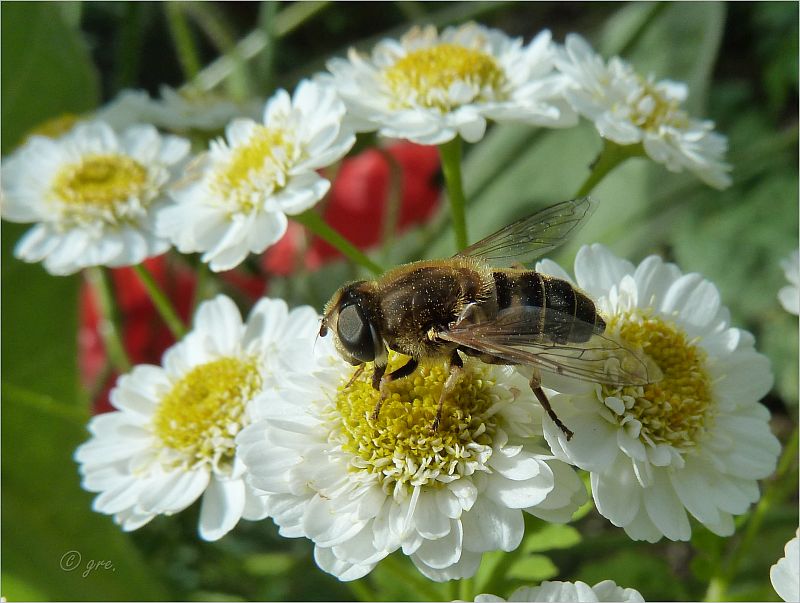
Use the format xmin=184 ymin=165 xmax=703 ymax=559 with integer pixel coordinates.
xmin=383 ymin=44 xmax=507 ymax=111
xmin=53 ymin=154 xmax=148 ymax=208
xmin=334 ymin=353 xmax=499 ymax=490
xmin=153 ymin=357 xmax=261 ymax=467
xmin=603 ymin=311 xmax=712 ymax=448
xmin=630 ymin=79 xmax=689 ymax=132
xmin=213 ymin=125 xmax=295 ymax=212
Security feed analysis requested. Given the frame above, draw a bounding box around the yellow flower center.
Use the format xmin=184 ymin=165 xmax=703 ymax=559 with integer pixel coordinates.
xmin=153 ymin=357 xmax=262 ymax=468
xmin=333 ymin=353 xmax=500 ymax=492
xmin=53 ymin=154 xmax=148 ymax=209
xmin=603 ymin=310 xmax=713 ymax=449
xmin=383 ymin=44 xmax=507 ymax=111
xmin=26 ymin=113 xmax=81 ymax=141
xmin=212 ymin=125 xmax=296 ymax=213
xmin=629 ymin=79 xmax=689 ymax=132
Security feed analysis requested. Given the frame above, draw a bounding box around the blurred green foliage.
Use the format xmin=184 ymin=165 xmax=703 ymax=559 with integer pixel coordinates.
xmin=2 ymin=2 xmax=797 ymax=601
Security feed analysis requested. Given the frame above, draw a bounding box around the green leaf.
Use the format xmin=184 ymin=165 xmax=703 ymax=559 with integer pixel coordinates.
xmin=761 ymin=314 xmax=799 ymax=406
xmin=506 ymin=554 xmax=558 ymax=581
xmin=0 ymin=574 xmax=49 ymax=602
xmin=1 ymin=386 xmax=171 ymax=601
xmin=522 ymin=524 xmax=582 ymax=553
xmin=242 ymin=552 xmax=295 ymax=577
xmin=670 ymin=171 xmax=798 ymax=317
xmin=190 ymin=591 xmax=247 ymax=602
xmin=371 ymin=553 xmax=448 ymax=602
xmin=1 ymin=1 xmax=100 ymax=151
xmin=576 ymin=548 xmax=689 ymax=601
xmin=1 ymin=211 xmax=168 ymax=600
xmin=1 ymin=222 xmax=81 ymax=403
xmin=599 ymin=2 xmax=666 ymax=57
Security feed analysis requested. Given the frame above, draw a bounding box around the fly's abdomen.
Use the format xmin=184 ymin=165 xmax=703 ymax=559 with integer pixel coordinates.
xmin=493 ymin=271 xmax=604 ymax=343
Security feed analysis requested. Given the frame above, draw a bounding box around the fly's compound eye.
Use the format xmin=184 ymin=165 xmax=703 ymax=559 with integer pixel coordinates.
xmin=337 ymin=303 xmax=378 ymax=362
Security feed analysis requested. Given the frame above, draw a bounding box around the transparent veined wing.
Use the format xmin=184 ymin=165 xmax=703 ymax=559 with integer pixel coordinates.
xmin=439 ymin=305 xmax=662 ymax=386
xmin=455 ymin=197 xmax=596 ymax=266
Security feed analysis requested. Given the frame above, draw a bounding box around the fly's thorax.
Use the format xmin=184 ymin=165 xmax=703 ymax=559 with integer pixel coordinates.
xmin=492 ymin=270 xmax=603 ymax=343
xmin=375 ymin=258 xmax=495 ymax=358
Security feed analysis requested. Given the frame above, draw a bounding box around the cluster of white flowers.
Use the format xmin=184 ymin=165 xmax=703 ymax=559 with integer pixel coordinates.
xmin=237 ymin=344 xmax=586 ymax=581
xmin=535 ymin=246 xmax=780 ymax=542
xmin=2 ymin=19 xmax=787 ymax=597
xmin=474 ymin=579 xmax=644 ymax=602
xmin=2 ymin=23 xmax=733 ymax=276
xmin=1 ymin=79 xmax=353 ymax=275
xmin=97 ymin=85 xmax=263 ymax=133
xmin=74 ymin=241 xmax=781 ymax=583
xmin=554 ymin=34 xmax=731 ymax=188
xmin=75 ymin=295 xmax=319 ymax=540
xmin=1 ymin=121 xmax=190 ymax=275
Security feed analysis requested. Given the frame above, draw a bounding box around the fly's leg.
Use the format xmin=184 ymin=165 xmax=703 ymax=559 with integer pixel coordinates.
xmin=345 ymin=364 xmax=366 ymax=389
xmin=370 ymin=364 xmax=387 ymax=421
xmin=530 ymin=372 xmax=574 ymax=440
xmin=370 ymin=358 xmax=419 ymax=421
xmin=433 ymin=351 xmax=463 ymax=431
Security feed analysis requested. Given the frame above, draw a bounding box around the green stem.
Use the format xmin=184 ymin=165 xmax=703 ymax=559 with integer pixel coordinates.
xmin=606 ymin=1 xmax=670 ymax=57
xmin=448 ymin=579 xmax=459 ymax=601
xmin=458 ymin=576 xmax=474 ymax=601
xmin=165 ymin=2 xmax=202 ymax=80
xmin=112 ymin=2 xmax=148 ymax=92
xmin=379 ymin=555 xmax=444 ymax=602
xmin=256 ymin=0 xmax=279 ymax=93
xmin=482 ymin=544 xmax=526 ymax=597
xmin=704 ymin=427 xmax=799 ymax=602
xmin=346 ymin=578 xmax=377 ymax=602
xmin=438 ymin=137 xmax=469 ymax=251
xmin=191 ymin=259 xmax=210 ymax=315
xmin=182 ymin=1 xmax=250 ymax=100
xmin=293 ymin=210 xmax=384 ymax=275
xmin=379 ymin=149 xmax=403 ymax=265
xmin=86 ymin=268 xmax=131 ymax=373
xmin=191 ymin=1 xmax=330 ymax=92
xmin=133 ymin=264 xmax=187 ymax=339
xmin=272 ymin=0 xmax=329 ymax=36
xmin=573 ymin=140 xmax=642 ymax=199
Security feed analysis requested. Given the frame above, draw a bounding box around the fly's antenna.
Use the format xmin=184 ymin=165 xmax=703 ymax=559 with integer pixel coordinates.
xmin=315 ymin=317 xmax=328 ymax=352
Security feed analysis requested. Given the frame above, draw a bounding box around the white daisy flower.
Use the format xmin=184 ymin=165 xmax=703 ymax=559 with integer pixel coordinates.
xmin=554 ymin=34 xmax=732 ymax=189
xmin=237 ymin=341 xmax=587 ymax=582
xmin=1 ymin=121 xmax=189 ymax=275
xmin=98 ymin=86 xmax=262 ymax=133
xmin=778 ymin=249 xmax=799 ymax=315
xmin=322 ymin=22 xmax=577 ymax=145
xmin=474 ymin=579 xmax=644 ymax=602
xmin=75 ymin=295 xmax=319 ymax=541
xmin=156 ymin=79 xmax=355 ymax=272
xmin=770 ymin=529 xmax=800 ymax=602
xmin=151 ymin=86 xmax=263 ymax=132
xmin=93 ymin=89 xmax=156 ymax=132
xmin=535 ymin=244 xmax=780 ymax=542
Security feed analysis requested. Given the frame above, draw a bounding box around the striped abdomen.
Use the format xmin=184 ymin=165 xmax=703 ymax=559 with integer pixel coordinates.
xmin=492 ymin=270 xmax=605 ymax=343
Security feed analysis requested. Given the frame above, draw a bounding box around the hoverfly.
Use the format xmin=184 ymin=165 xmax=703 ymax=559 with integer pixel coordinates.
xmin=319 ymin=197 xmax=661 ymax=440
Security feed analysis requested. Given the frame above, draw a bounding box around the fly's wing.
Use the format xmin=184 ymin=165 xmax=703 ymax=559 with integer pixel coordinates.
xmin=439 ymin=305 xmax=662 ymax=386
xmin=455 ymin=197 xmax=596 ymax=266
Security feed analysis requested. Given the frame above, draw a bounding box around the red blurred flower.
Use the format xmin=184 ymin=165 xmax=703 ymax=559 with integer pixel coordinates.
xmin=263 ymin=141 xmax=441 ymax=274
xmin=79 ymin=257 xmax=196 ymax=414
xmin=80 ymin=256 xmax=266 ymax=414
